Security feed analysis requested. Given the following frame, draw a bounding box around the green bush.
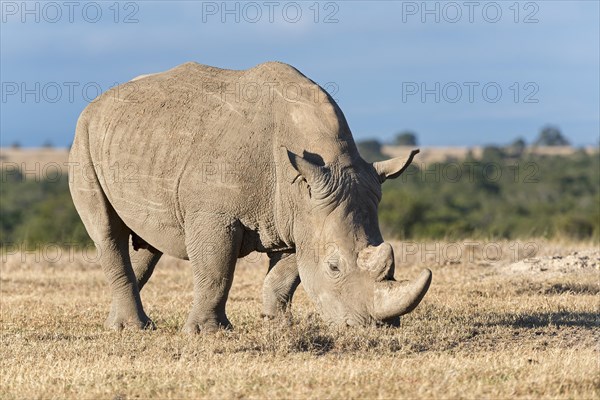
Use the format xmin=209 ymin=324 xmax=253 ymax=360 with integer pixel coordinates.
xmin=0 ymin=171 xmax=91 ymax=247
xmin=379 ymin=152 xmax=599 ymax=240
xmin=0 ymin=150 xmax=598 ymax=246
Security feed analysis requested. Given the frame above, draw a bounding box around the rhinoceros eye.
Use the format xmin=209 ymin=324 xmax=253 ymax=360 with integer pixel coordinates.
xmin=327 ymin=259 xmax=340 ymax=274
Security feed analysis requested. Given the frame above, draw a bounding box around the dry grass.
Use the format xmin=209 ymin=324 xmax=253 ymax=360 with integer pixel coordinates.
xmin=1 ymin=240 xmax=599 ymax=399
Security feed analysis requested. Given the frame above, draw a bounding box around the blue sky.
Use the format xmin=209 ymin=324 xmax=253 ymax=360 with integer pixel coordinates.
xmin=1 ymin=0 xmax=599 ymax=147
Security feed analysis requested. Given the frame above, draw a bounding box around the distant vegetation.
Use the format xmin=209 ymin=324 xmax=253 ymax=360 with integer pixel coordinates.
xmin=393 ymin=131 xmax=418 ymax=146
xmin=1 ymin=132 xmax=598 ymax=247
xmin=377 ymin=150 xmax=598 ymax=240
xmin=357 ymin=127 xmax=598 ymax=240
xmin=355 ymin=139 xmax=387 ymax=162
xmin=534 ymin=126 xmax=570 ymax=146
xmin=1 ymin=170 xmax=90 ymax=247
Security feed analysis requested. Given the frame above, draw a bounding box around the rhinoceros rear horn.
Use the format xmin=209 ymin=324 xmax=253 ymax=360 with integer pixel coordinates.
xmin=372 ymin=149 xmax=420 ymax=182
xmin=358 ymin=243 xmax=395 ymax=280
xmin=373 ymin=269 xmax=432 ymax=320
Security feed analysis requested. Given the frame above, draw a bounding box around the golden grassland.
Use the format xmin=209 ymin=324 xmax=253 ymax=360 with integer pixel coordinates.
xmin=1 ymin=240 xmax=598 ymax=399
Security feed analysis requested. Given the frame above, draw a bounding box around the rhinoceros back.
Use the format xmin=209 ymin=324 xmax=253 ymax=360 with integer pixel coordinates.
xmin=75 ymin=61 xmax=355 ymax=256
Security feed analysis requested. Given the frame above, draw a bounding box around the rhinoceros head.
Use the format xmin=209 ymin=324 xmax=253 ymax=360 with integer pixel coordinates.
xmin=283 ymin=148 xmax=431 ymax=326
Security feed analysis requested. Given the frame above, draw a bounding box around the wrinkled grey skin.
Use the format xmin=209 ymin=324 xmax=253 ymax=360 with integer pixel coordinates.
xmin=69 ymin=62 xmax=431 ymax=332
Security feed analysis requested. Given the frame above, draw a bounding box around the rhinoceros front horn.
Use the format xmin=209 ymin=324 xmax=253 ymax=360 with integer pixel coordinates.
xmin=373 ymin=269 xmax=432 ymax=321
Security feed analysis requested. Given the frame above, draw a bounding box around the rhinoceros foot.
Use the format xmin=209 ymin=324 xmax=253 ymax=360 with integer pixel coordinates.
xmin=105 ymin=301 xmax=155 ymax=331
xmin=181 ymin=314 xmax=232 ymax=334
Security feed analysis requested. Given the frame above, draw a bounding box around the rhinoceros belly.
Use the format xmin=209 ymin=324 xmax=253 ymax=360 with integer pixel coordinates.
xmin=93 ymin=136 xmax=190 ymax=259
xmin=106 ymin=175 xmax=188 ymax=258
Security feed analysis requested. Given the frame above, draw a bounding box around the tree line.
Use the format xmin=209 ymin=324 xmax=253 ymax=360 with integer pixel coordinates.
xmin=1 ymin=126 xmax=597 ymax=247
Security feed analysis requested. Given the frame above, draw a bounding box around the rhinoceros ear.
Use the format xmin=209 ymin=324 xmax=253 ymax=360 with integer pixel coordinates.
xmin=280 ymin=147 xmax=330 ymax=197
xmin=372 ymin=149 xmax=420 ymax=183
xmin=282 ymin=147 xmax=326 ymax=183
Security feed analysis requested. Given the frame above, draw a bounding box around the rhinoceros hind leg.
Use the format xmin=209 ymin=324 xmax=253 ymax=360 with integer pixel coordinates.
xmin=96 ymin=229 xmax=154 ymax=331
xmin=129 ymin=244 xmax=162 ymax=291
xmin=70 ymin=172 xmax=153 ymax=330
xmin=181 ymin=216 xmax=243 ymax=334
xmin=105 ymin=246 xmax=161 ymax=329
xmin=262 ymin=252 xmax=300 ymax=320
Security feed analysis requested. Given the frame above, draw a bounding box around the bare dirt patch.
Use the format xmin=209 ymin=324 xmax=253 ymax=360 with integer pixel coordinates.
xmin=504 ymin=250 xmax=599 ymax=276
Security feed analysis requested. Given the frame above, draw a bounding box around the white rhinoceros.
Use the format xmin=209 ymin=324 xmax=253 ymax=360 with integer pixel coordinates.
xmin=69 ymin=61 xmax=431 ymax=332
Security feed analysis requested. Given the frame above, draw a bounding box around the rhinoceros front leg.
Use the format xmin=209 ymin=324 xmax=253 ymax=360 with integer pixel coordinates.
xmin=182 ymin=216 xmax=243 ymax=334
xmin=262 ymin=252 xmax=300 ymax=319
